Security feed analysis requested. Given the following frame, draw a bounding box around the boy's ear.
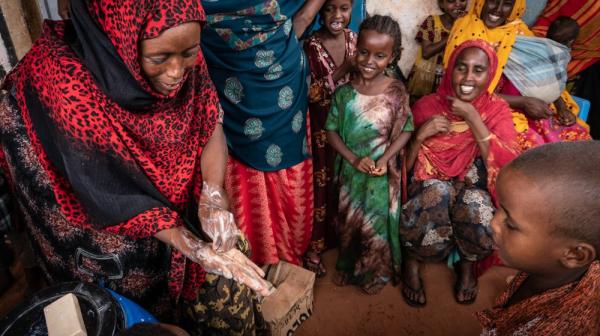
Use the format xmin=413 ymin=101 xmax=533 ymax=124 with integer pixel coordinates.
xmin=561 ymin=243 xmax=596 ymax=269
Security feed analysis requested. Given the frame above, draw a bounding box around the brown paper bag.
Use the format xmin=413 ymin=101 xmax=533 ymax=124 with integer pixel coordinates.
xmin=260 ymin=261 xmax=315 ymax=336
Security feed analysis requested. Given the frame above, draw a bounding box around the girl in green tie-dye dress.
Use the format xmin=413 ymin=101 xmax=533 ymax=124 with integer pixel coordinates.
xmin=325 ymin=15 xmax=413 ymax=295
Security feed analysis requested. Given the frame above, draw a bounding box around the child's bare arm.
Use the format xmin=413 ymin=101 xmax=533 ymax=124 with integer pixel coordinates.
xmin=294 ymin=0 xmax=327 ymax=38
xmin=331 ymin=54 xmax=356 ymax=83
xmin=421 ymin=36 xmax=449 ymax=60
xmin=374 ymin=132 xmax=412 ymax=168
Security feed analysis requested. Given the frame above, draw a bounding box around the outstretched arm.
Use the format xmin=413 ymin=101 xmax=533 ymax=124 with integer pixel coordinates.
xmin=294 ymin=0 xmax=327 ymax=38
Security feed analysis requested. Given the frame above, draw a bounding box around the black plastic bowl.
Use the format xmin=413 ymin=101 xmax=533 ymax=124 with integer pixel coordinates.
xmin=0 ymin=282 xmax=124 ymax=336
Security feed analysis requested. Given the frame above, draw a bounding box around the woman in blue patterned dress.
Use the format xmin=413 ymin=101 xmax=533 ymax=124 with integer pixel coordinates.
xmin=201 ymin=0 xmax=326 ymax=267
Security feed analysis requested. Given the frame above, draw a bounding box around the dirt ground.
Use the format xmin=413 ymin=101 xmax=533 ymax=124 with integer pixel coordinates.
xmin=295 ymin=250 xmax=516 ymax=336
xmin=1 ymin=249 xmax=516 ymax=336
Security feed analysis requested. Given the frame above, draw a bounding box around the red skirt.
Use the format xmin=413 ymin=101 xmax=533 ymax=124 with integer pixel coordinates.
xmin=225 ymin=156 xmax=313 ymax=265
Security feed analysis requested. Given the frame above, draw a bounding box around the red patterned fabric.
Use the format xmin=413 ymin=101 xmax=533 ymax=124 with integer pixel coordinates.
xmin=2 ymin=0 xmax=218 ymax=303
xmin=412 ymin=39 xmax=520 ymax=201
xmin=225 ymin=155 xmax=313 ymax=266
xmin=477 ymin=261 xmax=600 ymax=335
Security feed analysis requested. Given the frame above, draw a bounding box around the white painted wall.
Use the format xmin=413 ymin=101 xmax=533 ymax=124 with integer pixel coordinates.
xmin=367 ymin=0 xmax=441 ymax=76
xmin=366 ymin=0 xmax=473 ymax=76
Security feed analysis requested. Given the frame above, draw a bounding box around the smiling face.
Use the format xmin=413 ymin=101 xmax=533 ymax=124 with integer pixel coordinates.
xmin=451 ymin=47 xmax=490 ymax=101
xmin=480 ymin=0 xmax=516 ymax=28
xmin=355 ymin=29 xmax=395 ymax=81
xmin=139 ymin=22 xmax=201 ymax=96
xmin=321 ymin=0 xmax=353 ymax=36
xmin=439 ymin=0 xmax=468 ymax=20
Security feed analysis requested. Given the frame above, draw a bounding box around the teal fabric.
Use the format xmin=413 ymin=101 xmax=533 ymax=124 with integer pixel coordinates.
xmin=523 ymin=0 xmax=547 ymax=27
xmin=201 ymin=0 xmax=309 ymax=171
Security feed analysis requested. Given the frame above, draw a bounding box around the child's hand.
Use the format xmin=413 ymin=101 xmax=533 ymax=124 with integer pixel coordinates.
xmin=371 ymin=159 xmax=388 ymax=176
xmin=556 ymin=104 xmax=576 ymax=126
xmin=416 ymin=115 xmax=450 ymax=142
xmin=447 ymin=96 xmax=478 ymax=121
xmin=353 ymin=156 xmax=375 ymax=174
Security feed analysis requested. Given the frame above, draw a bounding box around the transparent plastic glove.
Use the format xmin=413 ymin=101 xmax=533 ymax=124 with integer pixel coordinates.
xmin=156 ymin=227 xmax=275 ymax=297
xmin=198 ymin=181 xmax=240 ymax=252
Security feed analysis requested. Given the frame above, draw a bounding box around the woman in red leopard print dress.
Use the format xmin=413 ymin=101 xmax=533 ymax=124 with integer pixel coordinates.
xmin=0 ymin=0 xmax=270 ymax=333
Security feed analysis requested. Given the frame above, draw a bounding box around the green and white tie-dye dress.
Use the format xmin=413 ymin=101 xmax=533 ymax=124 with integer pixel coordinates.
xmin=325 ymin=81 xmax=413 ymax=290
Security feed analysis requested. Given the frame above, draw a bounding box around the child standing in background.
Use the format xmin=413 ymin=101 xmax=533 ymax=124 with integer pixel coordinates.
xmin=303 ymin=0 xmax=357 ymax=278
xmin=407 ymin=0 xmax=467 ymax=99
xmin=326 ymin=15 xmax=413 ymax=295
xmin=479 ymin=141 xmax=600 ymax=335
xmin=546 ymin=16 xmax=581 ymax=127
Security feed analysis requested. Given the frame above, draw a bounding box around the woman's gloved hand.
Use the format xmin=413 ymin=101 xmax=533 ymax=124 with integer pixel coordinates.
xmin=155 ymin=226 xmax=275 ymax=297
xmin=198 ymin=181 xmax=240 ymax=253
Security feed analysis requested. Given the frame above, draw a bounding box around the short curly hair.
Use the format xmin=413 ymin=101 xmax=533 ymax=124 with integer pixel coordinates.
xmin=504 ymin=141 xmax=600 ymax=255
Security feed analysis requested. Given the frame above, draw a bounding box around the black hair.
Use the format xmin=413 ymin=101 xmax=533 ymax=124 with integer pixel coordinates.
xmin=504 ymin=141 xmax=600 ymax=255
xmin=547 ymin=16 xmax=580 ymax=43
xmin=117 ymin=323 xmax=178 ymax=336
xmin=358 ymin=14 xmax=402 ymax=73
xmin=318 ymin=0 xmax=354 ymax=26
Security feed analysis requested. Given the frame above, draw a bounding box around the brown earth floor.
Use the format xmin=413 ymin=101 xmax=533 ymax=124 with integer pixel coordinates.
xmin=295 ymin=250 xmax=517 ymax=336
xmin=0 ymin=250 xmax=516 ymax=336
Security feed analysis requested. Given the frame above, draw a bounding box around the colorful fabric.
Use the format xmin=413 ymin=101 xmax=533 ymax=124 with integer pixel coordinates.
xmin=304 ymin=28 xmax=357 ymax=251
xmin=184 ymin=273 xmax=266 ymax=336
xmin=408 ymin=15 xmax=450 ymax=97
xmin=401 ymin=159 xmax=494 ymax=262
xmin=0 ymin=0 xmax=221 ymax=308
xmin=415 ymin=15 xmax=451 ymax=67
xmin=496 ymin=75 xmax=592 ymax=151
xmin=504 ymin=36 xmax=571 ymax=104
xmin=325 ymin=81 xmax=413 ymax=287
xmin=224 ymin=155 xmax=313 ymax=266
xmin=445 ymin=0 xmax=591 ymax=151
xmin=444 ymin=0 xmax=528 ymax=92
xmin=532 ymin=0 xmax=600 ymax=77
xmin=413 ymin=39 xmax=520 ymax=201
xmin=201 ymin=0 xmax=310 ymax=171
xmin=522 ymin=0 xmax=548 ymax=26
xmin=182 ymin=239 xmax=266 ymax=336
xmin=477 ymin=261 xmax=600 ymax=335
xmin=0 ymin=92 xmax=175 ymax=318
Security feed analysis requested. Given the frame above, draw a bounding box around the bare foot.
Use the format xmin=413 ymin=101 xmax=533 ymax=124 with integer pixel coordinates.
xmin=332 ymin=271 xmax=349 ymax=287
xmin=454 ymin=260 xmax=477 ymax=304
xmin=402 ymin=257 xmax=426 ymax=307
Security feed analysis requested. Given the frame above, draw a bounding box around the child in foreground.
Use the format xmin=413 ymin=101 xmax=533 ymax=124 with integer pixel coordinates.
xmin=326 ymin=14 xmax=413 ymax=294
xmin=479 ymin=141 xmax=600 ymax=335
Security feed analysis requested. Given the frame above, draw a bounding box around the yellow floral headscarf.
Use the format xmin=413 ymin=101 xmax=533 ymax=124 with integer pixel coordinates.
xmin=444 ymin=0 xmax=530 ymax=93
xmin=443 ymin=0 xmax=584 ymax=133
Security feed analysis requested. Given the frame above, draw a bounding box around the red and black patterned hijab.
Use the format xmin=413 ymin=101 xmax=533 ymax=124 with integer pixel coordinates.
xmin=3 ymin=0 xmax=220 ymax=230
